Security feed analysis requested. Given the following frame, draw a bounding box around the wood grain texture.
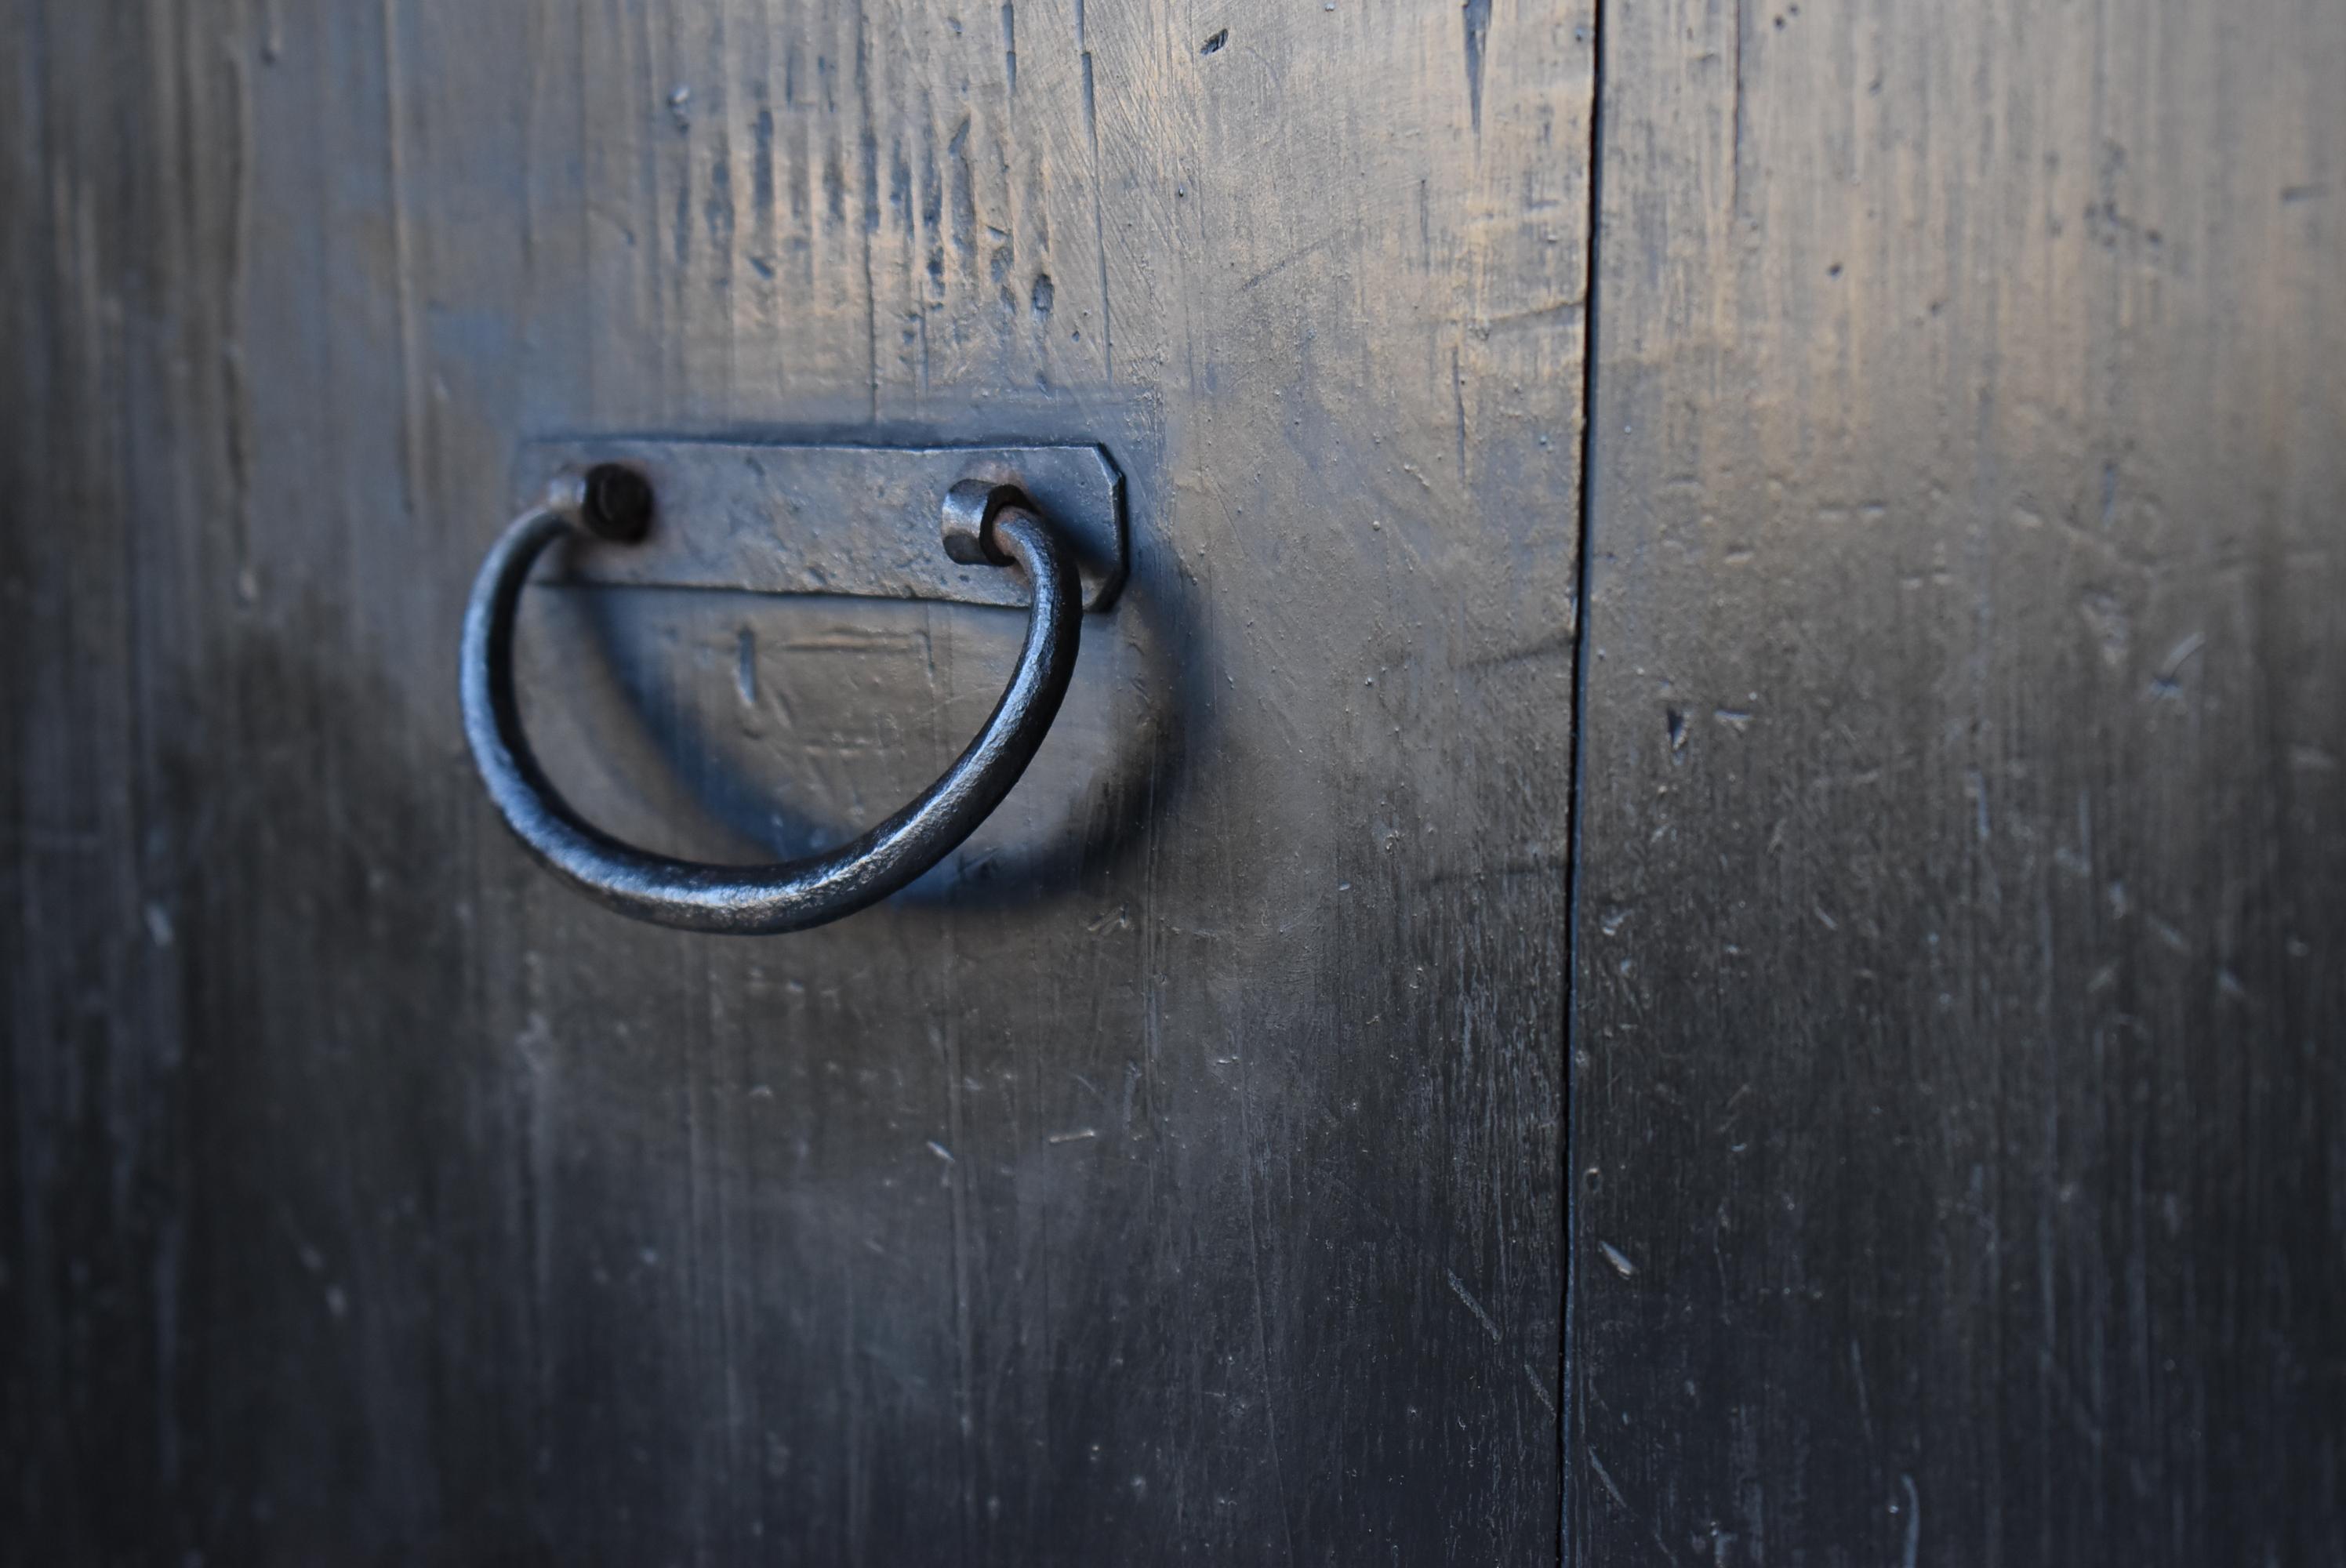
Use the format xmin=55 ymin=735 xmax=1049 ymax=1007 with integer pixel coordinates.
xmin=1 ymin=1 xmax=1589 ymax=1561
xmin=1574 ymin=0 xmax=2346 ymax=1560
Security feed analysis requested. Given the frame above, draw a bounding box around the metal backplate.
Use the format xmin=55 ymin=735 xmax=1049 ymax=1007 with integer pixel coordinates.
xmin=513 ymin=437 xmax=1127 ymax=612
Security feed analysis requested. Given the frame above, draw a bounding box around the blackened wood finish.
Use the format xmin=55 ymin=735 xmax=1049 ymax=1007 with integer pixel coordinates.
xmin=1574 ymin=0 xmax=2346 ymax=1561
xmin=7 ymin=0 xmax=2344 ymax=1564
xmin=2 ymin=1 xmax=1585 ymax=1561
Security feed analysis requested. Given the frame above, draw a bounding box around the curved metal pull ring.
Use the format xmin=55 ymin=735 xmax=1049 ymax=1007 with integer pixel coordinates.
xmin=460 ymin=467 xmax=1081 ymax=934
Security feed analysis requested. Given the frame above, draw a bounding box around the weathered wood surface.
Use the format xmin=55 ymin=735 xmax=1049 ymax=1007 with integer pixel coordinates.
xmin=1 ymin=1 xmax=1588 ymax=1561
xmin=1574 ymin=0 xmax=2346 ymax=1560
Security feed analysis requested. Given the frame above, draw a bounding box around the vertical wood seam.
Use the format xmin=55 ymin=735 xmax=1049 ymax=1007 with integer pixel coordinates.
xmin=1561 ymin=0 xmax=1610 ymax=1559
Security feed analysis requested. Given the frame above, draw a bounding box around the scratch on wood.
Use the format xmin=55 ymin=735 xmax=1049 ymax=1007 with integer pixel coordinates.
xmin=1453 ymin=343 xmax=1468 ymax=480
xmin=1234 ymin=1040 xmax=1298 ymax=1561
xmin=852 ymin=0 xmax=879 ymax=419
xmin=1447 ymin=1269 xmax=1502 ymax=1341
xmin=1079 ymin=31 xmax=1111 ymax=379
xmin=1523 ymin=1362 xmax=1559 ymax=1415
xmin=1588 ymin=1447 xmax=1629 ymax=1510
xmin=1462 ymin=0 xmax=1493 ymax=136
xmin=946 ymin=113 xmax=975 ymax=279
xmin=221 ymin=33 xmax=254 ymax=581
xmin=1730 ymin=0 xmax=1748 ymax=218
xmin=380 ymin=0 xmax=424 ymax=524
xmin=942 ymin=1015 xmax=977 ymax=1557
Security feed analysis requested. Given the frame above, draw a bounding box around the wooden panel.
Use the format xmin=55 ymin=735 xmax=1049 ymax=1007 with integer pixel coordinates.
xmin=1 ymin=1 xmax=1591 ymax=1561
xmin=1574 ymin=0 xmax=2346 ymax=1560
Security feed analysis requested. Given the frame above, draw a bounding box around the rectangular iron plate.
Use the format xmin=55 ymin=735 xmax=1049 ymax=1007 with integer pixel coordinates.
xmin=514 ymin=438 xmax=1127 ymax=612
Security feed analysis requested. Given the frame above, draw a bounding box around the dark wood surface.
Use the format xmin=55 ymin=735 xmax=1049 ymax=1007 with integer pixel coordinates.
xmin=2 ymin=1 xmax=1588 ymax=1561
xmin=10 ymin=0 xmax=2345 ymax=1563
xmin=1574 ymin=0 xmax=2346 ymax=1560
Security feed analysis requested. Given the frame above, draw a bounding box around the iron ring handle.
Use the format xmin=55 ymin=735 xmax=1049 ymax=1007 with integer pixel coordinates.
xmin=459 ymin=466 xmax=1082 ymax=934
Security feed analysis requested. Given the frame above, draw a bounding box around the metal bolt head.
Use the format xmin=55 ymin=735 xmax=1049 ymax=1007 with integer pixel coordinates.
xmin=942 ymin=477 xmax=1029 ymax=566
xmin=580 ymin=463 xmax=655 ymax=542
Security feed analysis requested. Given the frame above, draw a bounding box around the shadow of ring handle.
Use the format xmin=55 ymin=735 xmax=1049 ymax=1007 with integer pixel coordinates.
xmin=459 ymin=469 xmax=1083 ymax=934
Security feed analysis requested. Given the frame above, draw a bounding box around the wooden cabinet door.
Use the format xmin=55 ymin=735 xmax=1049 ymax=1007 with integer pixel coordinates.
xmin=1573 ymin=1 xmax=2346 ymax=1560
xmin=2 ymin=2 xmax=1584 ymax=1561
